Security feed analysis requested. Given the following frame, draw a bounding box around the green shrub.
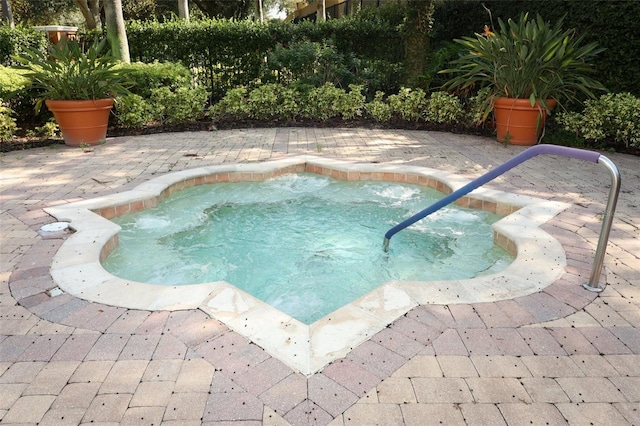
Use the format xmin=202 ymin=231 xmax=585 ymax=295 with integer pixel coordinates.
xmin=117 ymin=61 xmax=193 ymax=99
xmin=335 ymin=85 xmax=366 ymax=120
xmin=303 ymin=83 xmax=345 ymax=120
xmin=299 ymin=83 xmax=365 ymax=121
xmin=388 ymin=87 xmax=427 ymax=121
xmin=24 ymin=120 xmax=59 ymax=140
xmin=246 ymin=85 xmax=278 ymax=120
xmin=278 ymin=86 xmax=302 ymax=121
xmin=425 ymin=91 xmax=464 ymax=124
xmin=0 ymin=26 xmax=48 ymax=66
xmin=0 ymin=65 xmax=45 ymax=133
xmin=556 ymin=93 xmax=640 ymax=148
xmin=354 ymin=1 xmax=408 ymax=27
xmin=465 ymin=87 xmax=492 ymax=125
xmin=210 ymin=83 xmax=366 ymax=123
xmin=114 ymin=94 xmax=155 ymax=128
xmin=0 ymin=65 xmax=30 ymax=99
xmin=0 ymin=103 xmax=17 ymax=142
xmin=209 ymin=82 xmax=520 ymax=131
xmin=246 ymin=83 xmax=299 ymax=121
xmin=366 ymin=91 xmax=392 ymax=122
xmin=208 ymin=86 xmax=249 ymax=121
xmin=126 ymin=18 xmax=403 ymax=100
xmin=266 ymin=40 xmax=360 ymax=88
xmin=111 ymin=62 xmax=206 ymax=128
xmin=266 ymin=41 xmax=322 ymax=86
xmin=152 ymin=86 xmax=209 ymax=125
xmin=357 ymin=59 xmax=403 ymax=99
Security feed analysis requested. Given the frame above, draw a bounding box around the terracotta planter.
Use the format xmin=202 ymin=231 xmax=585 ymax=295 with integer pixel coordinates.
xmin=493 ymin=98 xmax=557 ymax=145
xmin=46 ymin=98 xmax=114 ymax=147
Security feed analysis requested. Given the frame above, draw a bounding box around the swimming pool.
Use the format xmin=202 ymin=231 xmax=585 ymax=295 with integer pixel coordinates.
xmin=45 ymin=156 xmax=569 ymax=375
xmin=102 ymin=173 xmax=513 ymax=324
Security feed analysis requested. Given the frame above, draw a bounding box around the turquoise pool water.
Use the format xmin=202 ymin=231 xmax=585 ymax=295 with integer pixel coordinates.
xmin=103 ymin=174 xmax=513 ymax=324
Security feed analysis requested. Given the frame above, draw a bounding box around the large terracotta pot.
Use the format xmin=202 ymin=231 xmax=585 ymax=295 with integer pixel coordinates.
xmin=46 ymin=98 xmax=114 ymax=147
xmin=493 ymin=98 xmax=557 ymax=145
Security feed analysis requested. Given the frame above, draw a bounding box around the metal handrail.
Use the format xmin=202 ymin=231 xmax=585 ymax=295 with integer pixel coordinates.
xmin=585 ymin=156 xmax=621 ymax=291
xmin=383 ymin=144 xmax=621 ymax=292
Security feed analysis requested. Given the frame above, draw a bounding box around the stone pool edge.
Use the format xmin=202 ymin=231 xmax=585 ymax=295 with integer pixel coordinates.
xmin=44 ymin=155 xmax=570 ymax=376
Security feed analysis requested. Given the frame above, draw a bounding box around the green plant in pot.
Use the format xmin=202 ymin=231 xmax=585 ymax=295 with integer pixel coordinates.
xmin=442 ymin=13 xmax=606 ymax=145
xmin=15 ymin=38 xmax=131 ymax=147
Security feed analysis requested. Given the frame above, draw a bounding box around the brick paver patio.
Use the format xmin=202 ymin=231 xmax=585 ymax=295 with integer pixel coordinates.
xmin=1 ymin=128 xmax=638 ymax=425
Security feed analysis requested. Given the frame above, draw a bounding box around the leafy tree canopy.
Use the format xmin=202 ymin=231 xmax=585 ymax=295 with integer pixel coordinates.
xmin=154 ymin=0 xmax=252 ymax=19
xmin=122 ymin=0 xmax=156 ymax=21
xmin=9 ymin=0 xmax=79 ymax=25
xmin=5 ymin=0 xmax=293 ymax=25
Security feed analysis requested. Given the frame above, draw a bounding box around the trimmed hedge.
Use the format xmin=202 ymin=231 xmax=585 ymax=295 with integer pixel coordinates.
xmin=0 ymin=26 xmax=48 ymax=66
xmin=209 ymin=82 xmax=465 ymax=126
xmin=126 ymin=18 xmax=404 ymax=100
xmin=0 ymin=64 xmax=45 ymax=133
xmin=113 ymin=62 xmax=209 ymax=127
xmin=3 ymin=2 xmax=636 ymax=98
xmin=116 ymin=61 xmax=193 ymax=98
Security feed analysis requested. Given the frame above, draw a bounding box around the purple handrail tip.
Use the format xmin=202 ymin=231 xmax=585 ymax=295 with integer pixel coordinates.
xmin=532 ymin=144 xmax=601 ymax=163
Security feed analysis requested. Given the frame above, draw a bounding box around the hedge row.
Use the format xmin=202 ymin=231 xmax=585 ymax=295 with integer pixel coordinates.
xmin=126 ymin=18 xmax=404 ymax=100
xmin=209 ymin=84 xmax=472 ymax=125
xmin=0 ymin=26 xmax=47 ymax=66
xmin=3 ymin=1 xmax=638 ymax=98
xmin=123 ymin=1 xmax=640 ymax=98
xmin=208 ymin=83 xmax=640 ymax=150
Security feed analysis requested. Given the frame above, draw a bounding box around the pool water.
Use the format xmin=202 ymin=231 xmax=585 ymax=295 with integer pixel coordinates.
xmin=104 ymin=174 xmax=513 ymax=324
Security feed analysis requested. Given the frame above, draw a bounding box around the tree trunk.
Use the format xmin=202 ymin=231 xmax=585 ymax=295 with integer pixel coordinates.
xmin=255 ymin=0 xmax=263 ymax=22
xmin=316 ymin=0 xmax=325 ymax=21
xmin=404 ymin=0 xmax=435 ymax=88
xmin=178 ymin=0 xmax=189 ymax=21
xmin=73 ymin=0 xmax=102 ymax=30
xmin=104 ymin=0 xmax=130 ymax=63
xmin=1 ymin=0 xmax=15 ymax=28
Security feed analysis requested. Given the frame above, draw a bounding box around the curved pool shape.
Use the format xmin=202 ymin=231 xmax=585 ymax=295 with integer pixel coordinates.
xmin=103 ymin=174 xmax=513 ymax=324
xmin=45 ymin=156 xmax=570 ymax=375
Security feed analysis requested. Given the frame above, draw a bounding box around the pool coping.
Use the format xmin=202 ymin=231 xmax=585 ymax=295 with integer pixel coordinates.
xmin=44 ymin=155 xmax=570 ymax=375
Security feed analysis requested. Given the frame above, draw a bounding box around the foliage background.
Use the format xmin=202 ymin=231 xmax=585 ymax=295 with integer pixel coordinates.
xmin=2 ymin=0 xmax=638 ymax=97
xmin=125 ymin=17 xmax=404 ymax=100
xmin=1 ymin=0 xmax=638 ymax=152
xmin=432 ymin=0 xmax=640 ymax=96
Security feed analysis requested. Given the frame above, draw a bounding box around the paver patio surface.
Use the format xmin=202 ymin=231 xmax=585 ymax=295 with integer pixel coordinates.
xmin=1 ymin=128 xmax=638 ymax=425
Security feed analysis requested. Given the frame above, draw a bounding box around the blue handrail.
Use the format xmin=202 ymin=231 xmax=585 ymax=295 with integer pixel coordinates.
xmin=383 ymin=144 xmax=620 ymax=292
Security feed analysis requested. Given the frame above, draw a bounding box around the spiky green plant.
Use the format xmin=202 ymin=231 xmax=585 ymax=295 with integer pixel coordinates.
xmin=14 ymin=38 xmax=131 ymax=112
xmin=441 ymin=13 xmax=606 ymax=122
